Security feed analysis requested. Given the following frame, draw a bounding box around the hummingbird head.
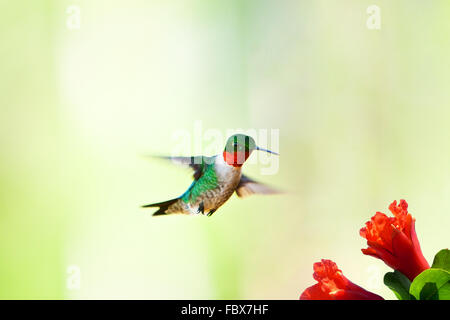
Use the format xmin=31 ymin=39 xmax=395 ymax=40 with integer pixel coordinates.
xmin=223 ymin=134 xmax=278 ymax=167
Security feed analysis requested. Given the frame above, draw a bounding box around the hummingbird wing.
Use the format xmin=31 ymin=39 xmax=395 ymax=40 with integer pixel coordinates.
xmin=235 ymin=174 xmax=281 ymax=198
xmin=153 ymin=155 xmax=213 ymax=180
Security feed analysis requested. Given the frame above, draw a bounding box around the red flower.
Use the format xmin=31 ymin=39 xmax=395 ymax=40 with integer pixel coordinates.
xmin=360 ymin=200 xmax=430 ymax=281
xmin=300 ymin=259 xmax=383 ymax=300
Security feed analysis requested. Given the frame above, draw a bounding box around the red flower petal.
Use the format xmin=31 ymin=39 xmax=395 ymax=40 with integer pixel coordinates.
xmin=300 ymin=259 xmax=383 ymax=300
xmin=360 ymin=200 xmax=429 ymax=281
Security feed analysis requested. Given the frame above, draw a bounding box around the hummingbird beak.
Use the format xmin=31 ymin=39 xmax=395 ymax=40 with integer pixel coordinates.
xmin=256 ymin=146 xmax=279 ymax=155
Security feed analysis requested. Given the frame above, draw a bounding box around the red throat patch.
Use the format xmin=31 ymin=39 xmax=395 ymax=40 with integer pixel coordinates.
xmin=223 ymin=151 xmax=249 ymax=167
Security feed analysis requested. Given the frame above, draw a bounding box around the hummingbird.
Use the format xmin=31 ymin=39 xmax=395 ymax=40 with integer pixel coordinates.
xmin=142 ymin=134 xmax=280 ymax=217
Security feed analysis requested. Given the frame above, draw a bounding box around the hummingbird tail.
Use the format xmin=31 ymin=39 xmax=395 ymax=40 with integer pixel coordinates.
xmin=142 ymin=197 xmax=181 ymax=216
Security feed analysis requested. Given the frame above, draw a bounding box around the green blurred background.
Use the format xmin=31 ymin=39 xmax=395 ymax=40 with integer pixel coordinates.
xmin=1 ymin=0 xmax=450 ymax=299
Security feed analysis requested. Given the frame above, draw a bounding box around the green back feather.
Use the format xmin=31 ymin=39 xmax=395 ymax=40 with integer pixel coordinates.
xmin=181 ymin=161 xmax=218 ymax=204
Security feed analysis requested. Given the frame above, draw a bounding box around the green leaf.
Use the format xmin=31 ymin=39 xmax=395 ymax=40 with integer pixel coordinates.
xmin=431 ymin=249 xmax=450 ymax=272
xmin=438 ymin=282 xmax=450 ymax=299
xmin=384 ymin=270 xmax=413 ymax=300
xmin=419 ymin=282 xmax=439 ymax=300
xmin=409 ymin=268 xmax=450 ymax=300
